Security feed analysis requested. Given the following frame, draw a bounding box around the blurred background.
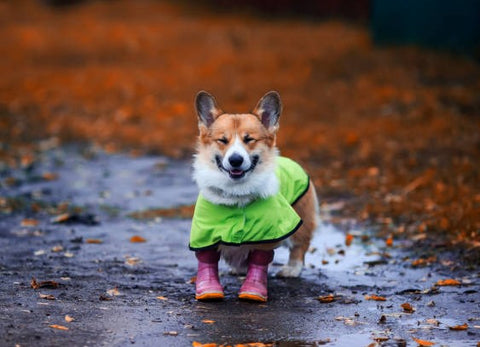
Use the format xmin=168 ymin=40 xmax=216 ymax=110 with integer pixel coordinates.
xmin=1 ymin=0 xmax=479 ymax=254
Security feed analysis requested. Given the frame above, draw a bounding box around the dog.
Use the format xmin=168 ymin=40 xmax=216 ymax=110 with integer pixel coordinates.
xmin=190 ymin=91 xmax=318 ymax=302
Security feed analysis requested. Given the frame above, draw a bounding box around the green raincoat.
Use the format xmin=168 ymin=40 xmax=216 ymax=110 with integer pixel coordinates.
xmin=189 ymin=157 xmax=309 ymax=251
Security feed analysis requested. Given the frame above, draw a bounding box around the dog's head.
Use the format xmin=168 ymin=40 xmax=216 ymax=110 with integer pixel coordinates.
xmin=192 ymin=91 xmax=282 ymax=204
xmin=195 ymin=91 xmax=281 ymax=179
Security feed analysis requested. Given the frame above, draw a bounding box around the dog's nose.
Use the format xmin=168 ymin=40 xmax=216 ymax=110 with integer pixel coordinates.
xmin=228 ymin=153 xmax=244 ymax=168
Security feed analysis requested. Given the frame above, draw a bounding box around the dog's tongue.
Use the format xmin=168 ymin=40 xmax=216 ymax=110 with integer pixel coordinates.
xmin=230 ymin=169 xmax=244 ymax=176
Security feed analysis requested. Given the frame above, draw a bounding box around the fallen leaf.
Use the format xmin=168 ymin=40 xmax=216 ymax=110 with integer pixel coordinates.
xmin=163 ymin=331 xmax=178 ymax=336
xmin=49 ymin=324 xmax=69 ymax=331
xmin=385 ymin=235 xmax=393 ymax=247
xmin=106 ymin=287 xmax=121 ymax=296
xmin=51 ymin=213 xmax=71 ymax=223
xmin=125 ymin=256 xmax=141 ymax=266
xmin=64 ymin=252 xmax=74 ymax=258
xmin=31 ymin=277 xmax=59 ymax=289
xmin=192 ymin=342 xmax=217 ymax=347
xmin=426 ymin=319 xmax=439 ymax=326
xmin=42 ymin=172 xmax=59 ymax=181
xmin=51 ymin=245 xmax=64 ymax=252
xmin=99 ymin=294 xmax=112 ymax=301
xmin=39 ymin=293 xmax=55 ymax=300
xmin=188 ymin=276 xmax=197 ymax=284
xmin=201 ymin=319 xmax=215 ymax=324
xmin=65 ymin=315 xmax=74 ymax=322
xmin=317 ymin=294 xmax=335 ymax=303
xmin=85 ymin=238 xmax=103 ymax=244
xmin=449 ymin=323 xmax=468 ymax=331
xmin=365 ymin=294 xmax=387 ymax=301
xmin=157 ymin=296 xmax=168 ymax=301
xmin=130 ymin=235 xmax=146 ymax=243
xmin=21 ymin=218 xmax=39 ymax=227
xmin=345 ymin=234 xmax=354 ymax=246
xmin=436 ymin=279 xmax=461 ymax=286
xmin=401 ymin=302 xmax=415 ymax=313
xmin=412 ymin=337 xmax=435 ymax=346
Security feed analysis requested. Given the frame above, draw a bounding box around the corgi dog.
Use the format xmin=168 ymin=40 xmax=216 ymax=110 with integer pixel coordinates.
xmin=190 ymin=91 xmax=318 ymax=302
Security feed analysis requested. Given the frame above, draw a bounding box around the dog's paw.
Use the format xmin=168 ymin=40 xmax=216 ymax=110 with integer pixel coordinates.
xmin=276 ymin=261 xmax=303 ymax=278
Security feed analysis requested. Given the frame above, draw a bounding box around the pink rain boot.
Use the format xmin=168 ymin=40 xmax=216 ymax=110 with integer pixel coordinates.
xmin=238 ymin=250 xmax=274 ymax=302
xmin=195 ymin=250 xmax=224 ymax=300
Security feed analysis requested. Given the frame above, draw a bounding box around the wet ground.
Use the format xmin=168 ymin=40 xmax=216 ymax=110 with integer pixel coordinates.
xmin=1 ymin=146 xmax=478 ymax=346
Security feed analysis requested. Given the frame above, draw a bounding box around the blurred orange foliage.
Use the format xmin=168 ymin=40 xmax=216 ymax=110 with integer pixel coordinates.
xmin=0 ymin=1 xmax=479 ymax=252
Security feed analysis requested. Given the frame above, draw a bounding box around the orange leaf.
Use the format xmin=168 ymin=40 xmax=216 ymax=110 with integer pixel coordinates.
xmin=345 ymin=234 xmax=353 ymax=246
xmin=385 ymin=235 xmax=393 ymax=247
xmin=401 ymin=302 xmax=415 ymax=313
xmin=318 ymin=294 xmax=335 ymax=303
xmin=65 ymin=315 xmax=74 ymax=322
xmin=21 ymin=218 xmax=39 ymax=227
xmin=130 ymin=235 xmax=146 ymax=243
xmin=192 ymin=342 xmax=217 ymax=347
xmin=49 ymin=324 xmax=69 ymax=331
xmin=201 ymin=319 xmax=215 ymax=324
xmin=449 ymin=323 xmax=468 ymax=331
xmin=436 ymin=279 xmax=461 ymax=286
xmin=365 ymin=294 xmax=386 ymax=301
xmin=86 ymin=238 xmax=102 ymax=244
xmin=412 ymin=337 xmax=434 ymax=346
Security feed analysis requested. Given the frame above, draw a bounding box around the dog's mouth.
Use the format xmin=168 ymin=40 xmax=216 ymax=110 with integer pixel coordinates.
xmin=215 ymin=155 xmax=259 ymax=180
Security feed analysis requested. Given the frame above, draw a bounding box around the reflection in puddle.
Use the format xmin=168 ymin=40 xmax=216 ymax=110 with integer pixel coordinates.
xmin=274 ymin=223 xmax=383 ymax=275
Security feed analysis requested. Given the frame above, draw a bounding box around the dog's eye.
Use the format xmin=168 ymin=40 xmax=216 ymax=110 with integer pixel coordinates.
xmin=216 ymin=137 xmax=228 ymax=144
xmin=243 ymin=135 xmax=255 ymax=144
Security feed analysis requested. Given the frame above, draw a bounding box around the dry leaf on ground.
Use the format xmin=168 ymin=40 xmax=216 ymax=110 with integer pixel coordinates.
xmin=129 ymin=235 xmax=146 ymax=243
xmin=85 ymin=238 xmax=102 ymax=244
xmin=401 ymin=302 xmax=415 ymax=313
xmin=49 ymin=324 xmax=69 ymax=331
xmin=31 ymin=277 xmax=58 ymax=289
xmin=21 ymin=218 xmax=39 ymax=227
xmin=365 ymin=294 xmax=387 ymax=301
xmin=65 ymin=315 xmax=74 ymax=322
xmin=39 ymin=293 xmax=55 ymax=300
xmin=318 ymin=294 xmax=335 ymax=303
xmin=201 ymin=319 xmax=215 ymax=324
xmin=449 ymin=323 xmax=468 ymax=331
xmin=436 ymin=279 xmax=461 ymax=286
xmin=412 ymin=337 xmax=435 ymax=346
xmin=345 ymin=234 xmax=353 ymax=246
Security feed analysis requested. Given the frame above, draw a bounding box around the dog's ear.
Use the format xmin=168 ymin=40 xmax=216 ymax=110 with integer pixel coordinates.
xmin=195 ymin=91 xmax=222 ymax=128
xmin=253 ymin=91 xmax=282 ymax=132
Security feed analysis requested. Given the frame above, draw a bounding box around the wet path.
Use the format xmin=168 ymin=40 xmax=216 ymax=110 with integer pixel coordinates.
xmin=0 ymin=147 xmax=478 ymax=346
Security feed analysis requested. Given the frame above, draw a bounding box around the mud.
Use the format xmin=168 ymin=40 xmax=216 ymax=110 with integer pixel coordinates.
xmin=0 ymin=146 xmax=478 ymax=346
